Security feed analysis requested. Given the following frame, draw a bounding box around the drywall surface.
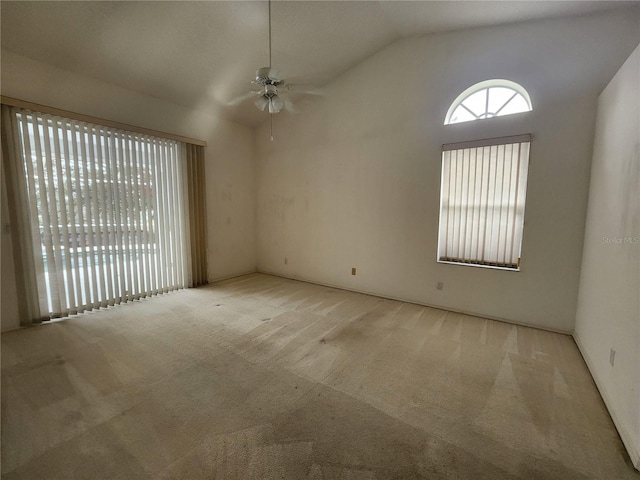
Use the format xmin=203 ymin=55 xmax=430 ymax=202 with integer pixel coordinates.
xmin=0 ymin=51 xmax=256 ymax=300
xmin=574 ymin=43 xmax=640 ymax=470
xmin=1 ymin=149 xmax=19 ymax=332
xmin=256 ymin=9 xmax=640 ymax=332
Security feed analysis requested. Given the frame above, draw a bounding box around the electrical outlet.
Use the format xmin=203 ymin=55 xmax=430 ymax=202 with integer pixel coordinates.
xmin=351 ymin=267 xmax=356 ymax=276
xmin=284 ymin=257 xmax=288 ymax=265
xmin=610 ymin=348 xmax=616 ymax=366
xmin=437 ymin=281 xmax=444 ymax=290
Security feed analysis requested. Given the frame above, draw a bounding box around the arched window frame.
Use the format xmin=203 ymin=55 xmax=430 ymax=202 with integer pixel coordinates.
xmin=444 ymin=79 xmax=532 ymax=125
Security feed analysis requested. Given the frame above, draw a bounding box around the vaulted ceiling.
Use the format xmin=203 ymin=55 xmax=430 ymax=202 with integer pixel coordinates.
xmin=2 ymin=1 xmax=637 ymax=127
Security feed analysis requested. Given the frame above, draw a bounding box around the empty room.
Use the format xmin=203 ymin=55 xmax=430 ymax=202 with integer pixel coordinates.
xmin=1 ymin=1 xmax=639 ymax=479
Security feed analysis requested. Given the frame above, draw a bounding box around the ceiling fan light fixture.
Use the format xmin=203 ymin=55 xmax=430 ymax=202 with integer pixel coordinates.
xmin=255 ymin=96 xmax=269 ymax=111
xmin=264 ymin=84 xmax=278 ymax=96
xmin=269 ymin=96 xmax=284 ymax=114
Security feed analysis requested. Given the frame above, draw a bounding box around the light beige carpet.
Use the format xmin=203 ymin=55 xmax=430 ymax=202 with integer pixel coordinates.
xmin=1 ymin=273 xmax=636 ymax=479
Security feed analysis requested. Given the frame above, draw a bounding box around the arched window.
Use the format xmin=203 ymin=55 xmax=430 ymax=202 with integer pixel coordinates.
xmin=445 ymin=79 xmax=532 ymax=125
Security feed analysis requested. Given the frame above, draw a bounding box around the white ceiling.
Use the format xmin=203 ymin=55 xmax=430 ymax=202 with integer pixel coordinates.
xmin=2 ymin=1 xmax=637 ymax=127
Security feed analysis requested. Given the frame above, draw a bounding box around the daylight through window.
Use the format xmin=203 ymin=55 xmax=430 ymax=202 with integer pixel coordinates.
xmin=445 ymin=79 xmax=532 ymax=125
xmin=437 ymin=135 xmax=531 ymax=270
xmin=10 ymin=108 xmax=190 ymax=317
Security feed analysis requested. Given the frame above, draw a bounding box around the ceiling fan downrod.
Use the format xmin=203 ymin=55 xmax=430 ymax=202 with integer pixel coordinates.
xmin=268 ymin=0 xmax=272 ymax=69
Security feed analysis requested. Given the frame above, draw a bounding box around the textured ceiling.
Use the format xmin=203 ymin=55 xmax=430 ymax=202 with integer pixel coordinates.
xmin=1 ymin=1 xmax=637 ymax=127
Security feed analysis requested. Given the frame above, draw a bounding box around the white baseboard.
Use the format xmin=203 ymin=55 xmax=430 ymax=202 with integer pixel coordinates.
xmin=255 ymin=269 xmax=572 ymax=335
xmin=208 ymin=269 xmax=257 ymax=284
xmin=573 ymin=332 xmax=640 ymax=471
xmin=1 ymin=325 xmax=21 ymax=333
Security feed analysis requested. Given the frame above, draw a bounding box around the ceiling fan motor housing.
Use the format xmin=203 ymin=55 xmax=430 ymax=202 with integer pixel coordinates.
xmin=255 ymin=67 xmax=283 ymax=86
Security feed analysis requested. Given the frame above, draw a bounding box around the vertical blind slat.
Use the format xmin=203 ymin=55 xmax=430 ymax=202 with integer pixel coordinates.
xmin=93 ymin=128 xmax=106 ymax=305
xmin=159 ymin=140 xmax=170 ymax=292
xmin=131 ymin=133 xmax=143 ymax=299
xmin=504 ymin=144 xmax=516 ymax=265
xmin=170 ymin=142 xmax=181 ymax=288
xmin=80 ymin=127 xmax=94 ymax=307
xmin=472 ymin=148 xmax=480 ymax=261
xmin=119 ymin=133 xmax=133 ymax=299
xmin=101 ymin=129 xmax=119 ymax=306
xmin=139 ymin=139 xmax=151 ymax=296
xmin=19 ymin=115 xmax=50 ymax=315
xmin=127 ymin=133 xmax=138 ymax=297
xmin=41 ymin=119 xmax=63 ymax=311
xmin=70 ymin=122 xmax=91 ymax=310
xmin=164 ymin=141 xmax=173 ymax=290
xmin=497 ymin=145 xmax=506 ymax=263
xmin=509 ymin=143 xmax=521 ymax=264
xmin=198 ymin=146 xmax=206 ymax=284
xmin=51 ymin=118 xmax=75 ymax=312
xmin=487 ymin=145 xmax=497 ymax=263
xmin=36 ymin=118 xmax=64 ymax=313
xmin=148 ymin=140 xmax=159 ymax=295
xmin=174 ymin=145 xmax=185 ymax=287
xmin=451 ymin=149 xmax=459 ymax=259
xmin=59 ymin=121 xmax=81 ymax=313
xmin=111 ymin=132 xmax=123 ymax=301
xmin=169 ymin=141 xmax=180 ymax=287
xmin=187 ymin=145 xmax=196 ymax=286
xmin=441 ymin=151 xmax=449 ymax=259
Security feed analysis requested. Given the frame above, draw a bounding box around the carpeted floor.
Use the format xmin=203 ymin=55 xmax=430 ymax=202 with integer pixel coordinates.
xmin=1 ymin=273 xmax=636 ymax=479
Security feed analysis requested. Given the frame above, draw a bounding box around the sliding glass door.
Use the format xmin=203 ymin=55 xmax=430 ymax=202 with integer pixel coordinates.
xmin=5 ymin=106 xmax=191 ymax=318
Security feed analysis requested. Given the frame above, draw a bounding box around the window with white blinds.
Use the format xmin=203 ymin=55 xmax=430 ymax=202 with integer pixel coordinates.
xmin=9 ymin=108 xmax=191 ymax=318
xmin=437 ymin=135 xmax=530 ymax=270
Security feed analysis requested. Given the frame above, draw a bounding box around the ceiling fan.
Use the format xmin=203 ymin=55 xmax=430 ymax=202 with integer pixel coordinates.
xmin=229 ymin=66 xmax=294 ymax=115
xmin=228 ymin=0 xmax=319 ymax=139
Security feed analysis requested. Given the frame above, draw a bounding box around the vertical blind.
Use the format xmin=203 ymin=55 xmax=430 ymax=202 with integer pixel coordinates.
xmin=3 ymin=106 xmax=193 ymax=319
xmin=438 ymin=135 xmax=530 ymax=270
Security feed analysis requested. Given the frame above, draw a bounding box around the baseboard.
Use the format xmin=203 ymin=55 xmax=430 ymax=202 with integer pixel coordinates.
xmin=1 ymin=325 xmax=21 ymax=334
xmin=573 ymin=332 xmax=640 ymax=471
xmin=255 ymin=269 xmax=573 ymax=335
xmin=208 ymin=269 xmax=258 ymax=284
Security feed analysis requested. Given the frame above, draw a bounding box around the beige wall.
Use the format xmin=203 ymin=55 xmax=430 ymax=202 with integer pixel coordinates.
xmin=574 ymin=43 xmax=640 ymax=470
xmin=255 ymin=10 xmax=640 ymax=332
xmin=1 ymin=148 xmax=20 ymax=332
xmin=1 ymin=51 xmax=256 ymax=331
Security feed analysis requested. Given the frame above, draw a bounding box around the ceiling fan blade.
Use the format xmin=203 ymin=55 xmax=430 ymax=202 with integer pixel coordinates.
xmin=284 ymin=100 xmax=296 ymax=113
xmin=284 ymin=84 xmax=324 ymax=96
xmin=268 ymin=67 xmax=282 ymax=82
xmin=228 ymin=90 xmax=262 ymax=106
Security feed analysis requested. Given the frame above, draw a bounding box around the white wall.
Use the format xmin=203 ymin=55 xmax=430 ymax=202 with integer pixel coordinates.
xmin=574 ymin=44 xmax=640 ymax=470
xmin=1 ymin=51 xmax=256 ymax=330
xmin=1 ymin=147 xmax=20 ymax=332
xmin=256 ymin=9 xmax=640 ymax=332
